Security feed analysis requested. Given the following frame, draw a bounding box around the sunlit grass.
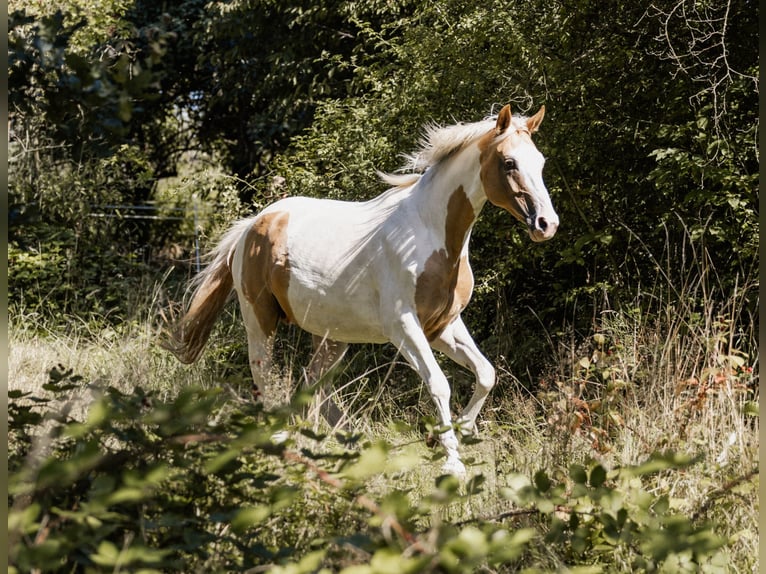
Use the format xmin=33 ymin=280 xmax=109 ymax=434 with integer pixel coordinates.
xmin=8 ymin=254 xmax=759 ymax=571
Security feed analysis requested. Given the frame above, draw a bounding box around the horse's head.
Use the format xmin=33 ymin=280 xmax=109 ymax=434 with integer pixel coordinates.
xmin=479 ymin=104 xmax=558 ymax=242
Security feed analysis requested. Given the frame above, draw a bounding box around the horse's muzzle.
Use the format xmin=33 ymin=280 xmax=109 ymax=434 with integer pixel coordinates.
xmin=528 ymin=213 xmax=559 ymax=242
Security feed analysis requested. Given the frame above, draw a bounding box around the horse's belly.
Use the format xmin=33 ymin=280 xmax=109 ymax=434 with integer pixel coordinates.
xmin=287 ymin=281 xmax=389 ymax=343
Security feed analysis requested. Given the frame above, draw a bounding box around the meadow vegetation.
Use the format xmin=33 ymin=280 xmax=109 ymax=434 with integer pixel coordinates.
xmin=8 ymin=0 xmax=758 ymax=571
xmin=9 ymin=238 xmax=758 ymax=571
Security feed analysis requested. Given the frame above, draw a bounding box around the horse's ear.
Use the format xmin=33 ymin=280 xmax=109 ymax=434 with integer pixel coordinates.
xmin=495 ymin=104 xmax=512 ymax=135
xmin=526 ymin=105 xmax=545 ymax=133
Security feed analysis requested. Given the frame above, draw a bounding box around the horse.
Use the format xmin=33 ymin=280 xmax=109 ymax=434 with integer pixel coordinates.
xmin=164 ymin=104 xmax=558 ymax=476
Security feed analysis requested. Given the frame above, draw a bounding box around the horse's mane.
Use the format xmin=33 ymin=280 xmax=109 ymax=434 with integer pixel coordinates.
xmin=400 ymin=118 xmax=495 ymax=173
xmin=379 ymin=112 xmax=531 ymax=189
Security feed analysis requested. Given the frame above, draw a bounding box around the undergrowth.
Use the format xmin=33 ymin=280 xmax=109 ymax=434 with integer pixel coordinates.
xmin=8 ymin=245 xmax=759 ymax=572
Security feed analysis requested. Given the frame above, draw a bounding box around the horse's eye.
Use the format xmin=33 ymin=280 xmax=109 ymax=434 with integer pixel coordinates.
xmin=504 ymin=158 xmax=517 ymax=172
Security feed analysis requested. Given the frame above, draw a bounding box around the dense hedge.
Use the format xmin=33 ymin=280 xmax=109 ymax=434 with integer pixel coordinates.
xmin=9 ymin=0 xmax=758 ymax=341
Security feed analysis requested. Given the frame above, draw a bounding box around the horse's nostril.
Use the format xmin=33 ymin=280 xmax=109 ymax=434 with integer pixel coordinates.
xmin=537 ymin=216 xmax=548 ymax=231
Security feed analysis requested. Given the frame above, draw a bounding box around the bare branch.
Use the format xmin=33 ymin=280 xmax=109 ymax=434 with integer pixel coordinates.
xmin=646 ymin=0 xmax=758 ymax=133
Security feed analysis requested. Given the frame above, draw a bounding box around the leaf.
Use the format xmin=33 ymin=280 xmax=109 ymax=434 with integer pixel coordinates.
xmin=534 ymin=470 xmax=551 ymax=493
xmin=725 ymin=354 xmax=745 ymax=369
xmin=570 ymin=464 xmax=588 ymax=485
xmin=451 ymin=526 xmax=489 ymax=558
xmin=592 ymin=333 xmax=607 ymax=346
xmin=366 ymin=547 xmax=425 ymax=574
xmin=489 ymin=527 xmax=536 ymax=562
xmin=270 ymin=485 xmax=298 ymax=511
xmin=102 ymin=484 xmax=147 ymax=505
xmin=271 ymin=549 xmax=327 ymax=574
xmin=435 ymin=473 xmax=461 ymax=496
xmin=500 ymin=473 xmax=534 ymax=505
xmin=536 ymin=497 xmax=555 ymax=514
xmin=342 ymin=442 xmax=388 ymax=481
xmin=86 ymin=397 xmax=110 ymax=427
xmin=90 ymin=541 xmax=120 ymax=566
xmin=204 ymin=448 xmax=240 ymax=474
xmin=589 ymin=465 xmax=607 ymax=488
xmin=466 ymin=474 xmax=486 ymax=495
xmin=624 ymin=452 xmax=699 ymax=477
xmin=232 ymin=506 xmax=271 ymax=532
xmin=8 ymin=502 xmax=41 ymax=535
xmin=385 ymin=445 xmax=421 ymax=474
xmin=340 ymin=566 xmax=372 ymax=574
xmin=743 ymin=401 xmax=758 ymax=417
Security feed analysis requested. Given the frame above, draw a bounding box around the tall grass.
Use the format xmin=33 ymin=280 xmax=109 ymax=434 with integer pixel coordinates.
xmin=8 ymin=228 xmax=759 ymax=572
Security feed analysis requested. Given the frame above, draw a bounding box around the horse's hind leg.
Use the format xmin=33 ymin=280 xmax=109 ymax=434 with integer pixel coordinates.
xmin=305 ymin=335 xmax=349 ymax=429
xmin=236 ymin=291 xmax=281 ymax=408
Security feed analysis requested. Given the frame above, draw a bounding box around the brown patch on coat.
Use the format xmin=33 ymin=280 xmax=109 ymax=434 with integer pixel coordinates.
xmin=240 ymin=211 xmax=295 ymax=335
xmin=415 ymin=186 xmax=476 ymax=341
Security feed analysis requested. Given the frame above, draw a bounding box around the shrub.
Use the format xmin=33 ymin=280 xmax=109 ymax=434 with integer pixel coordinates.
xmin=9 ymin=362 xmax=752 ymax=573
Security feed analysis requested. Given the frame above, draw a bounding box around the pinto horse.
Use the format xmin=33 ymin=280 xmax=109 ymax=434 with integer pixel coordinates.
xmin=165 ymin=104 xmax=558 ymax=475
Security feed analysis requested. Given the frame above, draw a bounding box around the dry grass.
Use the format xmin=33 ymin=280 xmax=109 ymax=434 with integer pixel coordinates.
xmin=8 ymin=263 xmax=759 ymax=571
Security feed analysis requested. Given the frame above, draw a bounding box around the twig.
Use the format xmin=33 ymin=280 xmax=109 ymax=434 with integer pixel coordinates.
xmin=691 ymin=466 xmax=759 ymax=521
xmin=168 ymin=432 xmax=231 ymax=445
xmin=453 ymin=504 xmax=587 ymax=528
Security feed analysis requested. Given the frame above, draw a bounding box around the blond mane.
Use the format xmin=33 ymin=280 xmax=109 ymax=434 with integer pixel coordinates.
xmin=379 ymin=112 xmax=532 ymax=190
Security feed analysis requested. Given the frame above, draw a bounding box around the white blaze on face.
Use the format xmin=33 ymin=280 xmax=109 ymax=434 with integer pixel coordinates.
xmin=513 ymin=141 xmax=558 ymax=242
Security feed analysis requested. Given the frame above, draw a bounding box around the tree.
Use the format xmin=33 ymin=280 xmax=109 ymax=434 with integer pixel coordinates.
xmin=9 ymin=0 xmax=757 ymax=356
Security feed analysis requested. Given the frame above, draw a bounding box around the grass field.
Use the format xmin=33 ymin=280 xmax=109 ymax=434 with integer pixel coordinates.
xmin=8 ymin=273 xmax=759 ymax=572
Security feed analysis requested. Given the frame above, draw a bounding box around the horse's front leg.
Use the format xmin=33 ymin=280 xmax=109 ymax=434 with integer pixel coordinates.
xmin=431 ymin=316 xmax=496 ymax=435
xmin=387 ymin=311 xmax=465 ymax=477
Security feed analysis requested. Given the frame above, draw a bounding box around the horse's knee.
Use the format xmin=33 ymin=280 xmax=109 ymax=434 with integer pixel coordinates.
xmin=476 ymin=360 xmax=496 ymax=392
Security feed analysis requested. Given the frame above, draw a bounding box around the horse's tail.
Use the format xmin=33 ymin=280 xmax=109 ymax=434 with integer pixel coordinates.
xmin=163 ymin=217 xmax=255 ymax=364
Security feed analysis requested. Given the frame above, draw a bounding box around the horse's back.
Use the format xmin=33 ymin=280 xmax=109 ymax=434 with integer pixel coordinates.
xmin=235 ymin=195 xmax=411 ymax=343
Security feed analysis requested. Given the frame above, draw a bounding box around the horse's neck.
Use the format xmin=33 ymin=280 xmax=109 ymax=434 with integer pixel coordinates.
xmin=411 ymin=143 xmax=487 ymax=236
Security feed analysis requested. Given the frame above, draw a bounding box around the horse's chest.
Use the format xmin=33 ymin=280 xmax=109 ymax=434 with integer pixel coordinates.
xmin=415 ymin=251 xmax=473 ymax=341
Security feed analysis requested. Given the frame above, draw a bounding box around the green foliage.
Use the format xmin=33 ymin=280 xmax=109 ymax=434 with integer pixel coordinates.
xmin=9 ymin=363 xmax=750 ymax=572
xmin=504 ymin=456 xmax=729 ymax=572
xmin=9 ymin=5 xmax=190 ymax=321
xmin=9 ymin=0 xmax=135 ymax=48
xmin=647 ymin=88 xmax=759 ymax=283
xmin=9 ymin=9 xmax=167 ymax=152
xmin=8 ymin=230 xmax=151 ymax=321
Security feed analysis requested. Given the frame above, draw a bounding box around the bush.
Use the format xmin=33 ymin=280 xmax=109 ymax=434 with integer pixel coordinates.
xmin=9 ymin=362 xmax=752 ymax=573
